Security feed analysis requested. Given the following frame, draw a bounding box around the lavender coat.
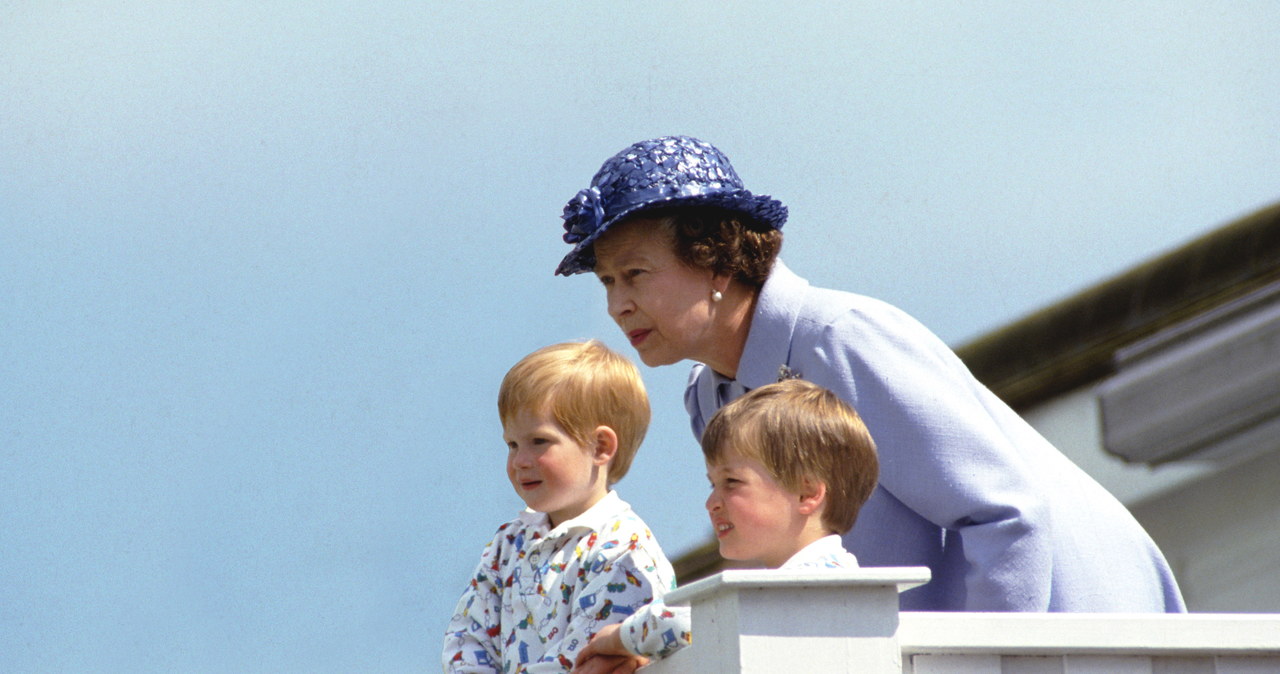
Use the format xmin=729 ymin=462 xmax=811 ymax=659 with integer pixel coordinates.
xmin=686 ymin=261 xmax=1184 ymax=612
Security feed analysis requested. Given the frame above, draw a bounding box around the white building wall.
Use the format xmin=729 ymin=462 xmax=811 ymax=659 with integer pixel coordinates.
xmin=1128 ymin=447 xmax=1280 ymax=613
xmin=1019 ymin=387 xmax=1209 ymax=504
xmin=1018 ymin=387 xmax=1280 ymax=613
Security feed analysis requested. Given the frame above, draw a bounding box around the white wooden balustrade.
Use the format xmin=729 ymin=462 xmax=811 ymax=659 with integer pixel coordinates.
xmin=638 ymin=568 xmax=1280 ymax=673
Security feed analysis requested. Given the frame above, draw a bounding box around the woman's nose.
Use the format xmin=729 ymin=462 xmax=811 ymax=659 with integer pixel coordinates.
xmin=606 ymin=287 xmax=633 ymax=321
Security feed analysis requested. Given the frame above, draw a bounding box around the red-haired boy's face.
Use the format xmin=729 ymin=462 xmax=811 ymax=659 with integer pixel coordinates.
xmin=504 ymin=407 xmax=605 ymax=528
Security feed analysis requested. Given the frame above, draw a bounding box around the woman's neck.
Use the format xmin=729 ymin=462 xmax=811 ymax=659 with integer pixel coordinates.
xmin=702 ymin=284 xmax=757 ymax=379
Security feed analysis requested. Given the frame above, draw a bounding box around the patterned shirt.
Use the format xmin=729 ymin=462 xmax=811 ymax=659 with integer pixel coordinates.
xmin=619 ymin=535 xmax=858 ymax=659
xmin=442 ymin=491 xmax=675 ymax=673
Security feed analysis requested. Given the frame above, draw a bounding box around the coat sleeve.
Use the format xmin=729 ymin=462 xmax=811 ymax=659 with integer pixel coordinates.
xmin=525 ymin=527 xmax=675 ymax=672
xmin=442 ymin=537 xmax=505 ymax=673
xmin=806 ymin=303 xmax=1054 ymax=610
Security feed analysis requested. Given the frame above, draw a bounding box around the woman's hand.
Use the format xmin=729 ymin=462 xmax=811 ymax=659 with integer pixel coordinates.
xmin=572 ymin=624 xmax=649 ymax=673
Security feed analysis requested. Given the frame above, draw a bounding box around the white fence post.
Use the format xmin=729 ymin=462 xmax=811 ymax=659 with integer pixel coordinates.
xmin=642 ymin=567 xmax=930 ymax=674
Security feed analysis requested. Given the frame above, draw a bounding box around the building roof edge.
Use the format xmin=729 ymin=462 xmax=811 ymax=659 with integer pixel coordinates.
xmin=956 ymin=202 xmax=1280 ymax=409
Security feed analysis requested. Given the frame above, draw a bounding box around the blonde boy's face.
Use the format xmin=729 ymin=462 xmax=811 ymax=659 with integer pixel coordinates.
xmin=504 ymin=407 xmax=609 ymax=528
xmin=705 ymin=449 xmax=810 ymax=568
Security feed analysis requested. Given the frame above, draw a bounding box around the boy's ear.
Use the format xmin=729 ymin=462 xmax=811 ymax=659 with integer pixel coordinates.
xmin=591 ymin=426 xmax=619 ymax=466
xmin=796 ymin=478 xmax=827 ymax=516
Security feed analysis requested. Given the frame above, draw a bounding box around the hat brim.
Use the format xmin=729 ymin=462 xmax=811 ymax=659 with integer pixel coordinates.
xmin=555 ymin=190 xmax=787 ymax=276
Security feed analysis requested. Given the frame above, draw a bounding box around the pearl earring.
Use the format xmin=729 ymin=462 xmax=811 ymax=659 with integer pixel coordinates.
xmin=711 ymin=290 xmax=723 ymax=302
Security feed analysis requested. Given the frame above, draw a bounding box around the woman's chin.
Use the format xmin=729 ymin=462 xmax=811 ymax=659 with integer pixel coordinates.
xmin=635 ymin=348 xmax=679 ymax=368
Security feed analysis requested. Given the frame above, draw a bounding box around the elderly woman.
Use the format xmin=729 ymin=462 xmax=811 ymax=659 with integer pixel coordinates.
xmin=555 ymin=135 xmax=1184 ymax=614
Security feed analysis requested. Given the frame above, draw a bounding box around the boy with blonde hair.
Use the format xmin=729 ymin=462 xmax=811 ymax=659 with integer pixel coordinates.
xmin=443 ymin=341 xmax=675 ymax=673
xmin=575 ymin=378 xmax=879 ymax=670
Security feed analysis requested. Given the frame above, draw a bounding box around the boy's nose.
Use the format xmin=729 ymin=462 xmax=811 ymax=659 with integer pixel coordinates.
xmin=510 ymin=447 xmax=534 ymax=468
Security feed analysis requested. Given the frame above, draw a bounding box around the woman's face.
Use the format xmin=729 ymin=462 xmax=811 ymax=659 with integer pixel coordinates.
xmin=593 ymin=218 xmax=719 ymax=368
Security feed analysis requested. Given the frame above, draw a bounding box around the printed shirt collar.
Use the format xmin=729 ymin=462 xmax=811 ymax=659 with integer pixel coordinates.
xmin=779 ymin=535 xmax=849 ymax=569
xmin=515 ymin=490 xmax=627 ymax=539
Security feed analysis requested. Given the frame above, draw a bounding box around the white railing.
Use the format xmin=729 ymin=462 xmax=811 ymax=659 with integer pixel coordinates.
xmin=640 ymin=568 xmax=1280 ymax=674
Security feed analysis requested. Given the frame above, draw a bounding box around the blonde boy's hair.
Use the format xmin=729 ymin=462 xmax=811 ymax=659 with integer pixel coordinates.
xmin=701 ymin=379 xmax=878 ymax=534
xmin=498 ymin=340 xmax=650 ymax=485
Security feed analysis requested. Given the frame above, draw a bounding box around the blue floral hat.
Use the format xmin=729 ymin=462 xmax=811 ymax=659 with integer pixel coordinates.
xmin=555 ymin=136 xmax=788 ymax=276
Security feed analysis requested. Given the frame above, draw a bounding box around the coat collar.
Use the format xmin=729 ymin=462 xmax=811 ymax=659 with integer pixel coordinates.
xmin=692 ymin=259 xmax=810 ymax=425
xmin=734 ymin=259 xmax=808 ymax=388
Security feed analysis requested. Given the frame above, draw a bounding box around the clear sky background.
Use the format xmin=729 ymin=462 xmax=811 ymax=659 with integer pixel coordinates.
xmin=3 ymin=2 xmax=1278 ymax=671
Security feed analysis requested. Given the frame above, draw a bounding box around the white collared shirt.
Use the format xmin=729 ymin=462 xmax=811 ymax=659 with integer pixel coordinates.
xmin=779 ymin=534 xmax=859 ymax=569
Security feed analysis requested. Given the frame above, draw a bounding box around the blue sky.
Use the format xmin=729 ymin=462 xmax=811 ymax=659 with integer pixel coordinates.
xmin=3 ymin=2 xmax=1278 ymax=671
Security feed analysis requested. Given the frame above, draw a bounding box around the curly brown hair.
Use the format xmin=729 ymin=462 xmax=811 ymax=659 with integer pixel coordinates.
xmin=640 ymin=206 xmax=783 ymax=288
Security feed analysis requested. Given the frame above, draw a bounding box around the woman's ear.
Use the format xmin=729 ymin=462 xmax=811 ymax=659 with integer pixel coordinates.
xmin=711 ymin=271 xmax=732 ymax=297
xmin=591 ymin=426 xmax=619 ymax=466
xmin=797 ymin=478 xmax=827 ymax=516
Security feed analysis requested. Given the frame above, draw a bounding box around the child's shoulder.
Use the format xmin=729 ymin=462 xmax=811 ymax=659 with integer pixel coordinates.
xmin=580 ymin=499 xmax=672 ymax=570
xmin=489 ymin=511 xmax=534 ymax=537
xmin=592 ymin=494 xmax=659 ymax=538
xmin=474 ymin=512 xmax=544 ymax=556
